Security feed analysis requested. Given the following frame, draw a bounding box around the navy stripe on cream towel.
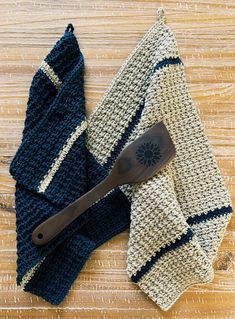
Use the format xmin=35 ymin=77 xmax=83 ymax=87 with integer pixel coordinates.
xmin=131 ymin=205 xmax=232 ymax=283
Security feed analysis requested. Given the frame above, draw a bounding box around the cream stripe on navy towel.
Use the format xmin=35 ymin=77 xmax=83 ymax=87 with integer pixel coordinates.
xmin=38 ymin=120 xmax=87 ymax=193
xmin=40 ymin=60 xmax=62 ymax=90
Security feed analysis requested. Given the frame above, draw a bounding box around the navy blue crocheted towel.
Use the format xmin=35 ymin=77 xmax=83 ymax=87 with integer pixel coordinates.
xmin=9 ymin=25 xmax=130 ymax=305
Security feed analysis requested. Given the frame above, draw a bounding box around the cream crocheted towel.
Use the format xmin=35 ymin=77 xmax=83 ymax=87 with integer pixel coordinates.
xmin=86 ymin=7 xmax=233 ymax=311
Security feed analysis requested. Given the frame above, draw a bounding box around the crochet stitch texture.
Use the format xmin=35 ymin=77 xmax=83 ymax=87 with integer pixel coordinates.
xmin=9 ymin=8 xmax=233 ymax=311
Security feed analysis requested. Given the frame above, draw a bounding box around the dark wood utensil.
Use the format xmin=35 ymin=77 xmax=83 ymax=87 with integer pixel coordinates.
xmin=32 ymin=121 xmax=176 ymax=246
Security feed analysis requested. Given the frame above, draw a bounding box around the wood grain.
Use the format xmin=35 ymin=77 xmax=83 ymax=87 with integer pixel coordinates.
xmin=0 ymin=1 xmax=234 ymax=318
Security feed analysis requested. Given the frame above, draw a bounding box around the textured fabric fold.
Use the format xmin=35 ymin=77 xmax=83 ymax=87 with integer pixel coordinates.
xmin=10 ymin=26 xmax=86 ymax=207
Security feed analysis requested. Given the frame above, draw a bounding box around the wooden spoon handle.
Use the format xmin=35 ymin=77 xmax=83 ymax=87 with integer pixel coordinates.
xmin=32 ymin=175 xmax=116 ymax=246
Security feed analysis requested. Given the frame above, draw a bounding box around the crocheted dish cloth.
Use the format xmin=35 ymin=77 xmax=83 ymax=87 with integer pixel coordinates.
xmin=9 ymin=8 xmax=233 ymax=311
xmin=86 ymin=8 xmax=233 ymax=310
xmin=10 ymin=24 xmax=130 ymax=305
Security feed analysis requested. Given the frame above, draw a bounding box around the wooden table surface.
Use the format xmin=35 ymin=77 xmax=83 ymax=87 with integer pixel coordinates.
xmin=0 ymin=1 xmax=234 ymax=318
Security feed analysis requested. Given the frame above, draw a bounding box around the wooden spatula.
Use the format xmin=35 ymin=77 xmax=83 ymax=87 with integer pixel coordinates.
xmin=32 ymin=121 xmax=176 ymax=246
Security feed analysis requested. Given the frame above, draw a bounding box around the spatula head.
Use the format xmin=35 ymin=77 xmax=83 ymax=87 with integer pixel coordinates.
xmin=110 ymin=121 xmax=176 ymax=185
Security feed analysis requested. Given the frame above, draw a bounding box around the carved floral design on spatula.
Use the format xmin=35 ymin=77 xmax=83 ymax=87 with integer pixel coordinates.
xmin=136 ymin=142 xmax=161 ymax=167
